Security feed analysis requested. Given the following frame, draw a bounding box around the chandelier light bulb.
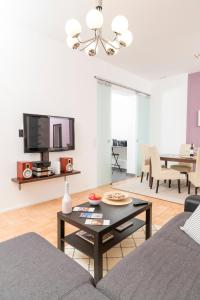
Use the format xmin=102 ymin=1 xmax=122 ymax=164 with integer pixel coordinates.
xmin=86 ymin=9 xmax=104 ymax=30
xmin=105 ymin=41 xmax=119 ymax=56
xmin=65 ymin=19 xmax=82 ymax=37
xmin=118 ymin=30 xmax=133 ymax=47
xmin=66 ymin=36 xmax=80 ymax=49
xmin=85 ymin=42 xmax=99 ymax=56
xmin=112 ymin=16 xmax=129 ymax=34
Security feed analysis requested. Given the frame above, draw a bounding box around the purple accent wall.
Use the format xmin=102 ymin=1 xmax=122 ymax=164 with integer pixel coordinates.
xmin=187 ymin=72 xmax=200 ymax=146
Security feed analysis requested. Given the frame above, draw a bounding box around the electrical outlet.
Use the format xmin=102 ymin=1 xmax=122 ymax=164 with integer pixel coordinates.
xmin=19 ymin=129 xmax=24 ymax=137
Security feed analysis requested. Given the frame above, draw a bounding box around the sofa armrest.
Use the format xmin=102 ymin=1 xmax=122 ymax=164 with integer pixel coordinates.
xmin=184 ymin=195 xmax=200 ymax=212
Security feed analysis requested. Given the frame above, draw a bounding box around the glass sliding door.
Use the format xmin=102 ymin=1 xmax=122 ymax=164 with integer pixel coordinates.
xmin=135 ymin=94 xmax=150 ymax=176
xmin=96 ymin=78 xmax=150 ymax=187
xmin=96 ymin=81 xmax=112 ymax=186
xmin=111 ymin=88 xmax=137 ymax=176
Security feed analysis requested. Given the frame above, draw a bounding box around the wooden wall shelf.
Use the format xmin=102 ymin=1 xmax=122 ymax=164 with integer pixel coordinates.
xmin=11 ymin=170 xmax=81 ymax=190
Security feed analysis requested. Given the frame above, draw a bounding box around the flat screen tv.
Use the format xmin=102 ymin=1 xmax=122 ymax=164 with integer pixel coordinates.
xmin=23 ymin=113 xmax=75 ymax=153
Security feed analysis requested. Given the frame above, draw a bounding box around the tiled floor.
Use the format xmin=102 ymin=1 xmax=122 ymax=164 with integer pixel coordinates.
xmin=64 ymin=224 xmax=161 ymax=277
xmin=112 ymin=168 xmax=134 ymax=183
xmin=0 ymin=184 xmax=183 ymax=246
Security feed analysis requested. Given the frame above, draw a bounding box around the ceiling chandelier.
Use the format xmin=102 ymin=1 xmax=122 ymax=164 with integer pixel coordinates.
xmin=65 ymin=0 xmax=133 ymax=57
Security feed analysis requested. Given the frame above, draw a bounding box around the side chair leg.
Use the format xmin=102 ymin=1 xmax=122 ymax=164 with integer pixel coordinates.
xmin=188 ymin=181 xmax=191 ymax=194
xmin=141 ymin=172 xmax=144 ymax=183
xmin=156 ymin=180 xmax=159 ymax=193
xmin=195 ymin=187 xmax=198 ymax=195
xmin=150 ymin=177 xmax=154 ymax=189
xmin=169 ymin=180 xmax=171 ymax=188
xmin=186 ymin=174 xmax=189 ymax=187
xmin=146 ymin=173 xmax=149 ymax=181
xmin=178 ymin=179 xmax=181 ymax=193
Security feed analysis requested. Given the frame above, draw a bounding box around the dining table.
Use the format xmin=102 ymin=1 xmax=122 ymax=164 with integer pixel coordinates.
xmin=149 ymin=154 xmax=197 ymax=187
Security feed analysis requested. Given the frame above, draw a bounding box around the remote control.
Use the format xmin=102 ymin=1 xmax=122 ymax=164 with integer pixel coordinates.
xmin=133 ymin=200 xmax=148 ymax=206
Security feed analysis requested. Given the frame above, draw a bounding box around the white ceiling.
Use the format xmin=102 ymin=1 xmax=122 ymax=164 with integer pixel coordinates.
xmin=2 ymin=0 xmax=200 ymax=80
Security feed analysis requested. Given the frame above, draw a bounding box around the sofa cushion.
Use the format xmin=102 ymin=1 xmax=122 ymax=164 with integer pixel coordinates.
xmin=154 ymin=212 xmax=200 ymax=252
xmin=61 ymin=283 xmax=110 ymax=300
xmin=0 ymin=233 xmax=93 ymax=300
xmin=97 ymin=212 xmax=200 ymax=300
xmin=181 ymin=204 xmax=200 ymax=245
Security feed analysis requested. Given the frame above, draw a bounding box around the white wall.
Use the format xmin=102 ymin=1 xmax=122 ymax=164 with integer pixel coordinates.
xmin=0 ymin=7 xmax=151 ymax=212
xmin=150 ymin=74 xmax=188 ymax=154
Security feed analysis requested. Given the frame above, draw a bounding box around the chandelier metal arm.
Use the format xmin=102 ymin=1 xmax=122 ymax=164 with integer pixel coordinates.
xmin=79 ymin=38 xmax=96 ymax=51
xmin=101 ymin=38 xmax=120 ymax=50
xmin=96 ymin=0 xmax=103 ymax=11
xmin=112 ymin=33 xmax=119 ymax=43
xmin=77 ymin=36 xmax=95 ymax=44
xmin=95 ymin=35 xmax=100 ymax=52
xmin=100 ymin=38 xmax=107 ymax=53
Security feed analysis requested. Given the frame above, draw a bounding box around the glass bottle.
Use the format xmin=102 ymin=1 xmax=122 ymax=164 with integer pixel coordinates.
xmin=190 ymin=144 xmax=194 ymax=157
xmin=62 ymin=182 xmax=72 ymax=214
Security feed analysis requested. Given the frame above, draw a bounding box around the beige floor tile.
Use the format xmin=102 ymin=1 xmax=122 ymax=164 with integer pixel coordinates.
xmin=132 ymin=230 xmax=145 ymax=239
xmin=89 ymin=258 xmax=107 ymax=271
xmin=65 ymin=244 xmax=74 ymax=249
xmin=122 ymin=247 xmax=135 ymax=257
xmin=103 ymin=270 xmax=108 ymax=277
xmin=113 ymin=243 xmax=121 ymax=248
xmin=65 ymin=248 xmax=74 ymax=258
xmin=107 ymin=247 xmax=122 ymax=258
xmin=121 ymin=238 xmax=135 ymax=248
xmin=137 ymin=226 xmax=145 ymax=232
xmin=107 ymin=257 xmax=122 ymax=270
xmin=73 ymin=249 xmax=89 ymax=259
xmin=126 ymin=234 xmax=133 ymax=239
xmin=134 ymin=238 xmax=145 ymax=247
xmin=74 ymin=258 xmax=89 ymax=271
xmin=152 ymin=224 xmax=158 ymax=231
xmin=154 ymin=224 xmax=162 ymax=230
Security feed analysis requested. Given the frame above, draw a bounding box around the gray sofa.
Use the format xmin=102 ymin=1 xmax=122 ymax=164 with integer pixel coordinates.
xmin=0 ymin=196 xmax=200 ymax=300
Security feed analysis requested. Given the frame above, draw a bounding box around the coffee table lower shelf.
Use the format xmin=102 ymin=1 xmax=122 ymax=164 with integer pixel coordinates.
xmin=62 ymin=218 xmax=145 ymax=258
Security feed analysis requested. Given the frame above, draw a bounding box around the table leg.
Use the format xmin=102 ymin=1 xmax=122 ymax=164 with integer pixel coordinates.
xmin=145 ymin=206 xmax=152 ymax=240
xmin=163 ymin=160 xmax=168 ymax=183
xmin=94 ymin=233 xmax=103 ymax=284
xmin=149 ymin=159 xmax=152 ymax=187
xmin=57 ymin=217 xmax=65 ymax=252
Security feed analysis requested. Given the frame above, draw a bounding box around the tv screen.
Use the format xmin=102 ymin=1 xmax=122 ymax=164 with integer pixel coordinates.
xmin=23 ymin=113 xmax=75 ymax=153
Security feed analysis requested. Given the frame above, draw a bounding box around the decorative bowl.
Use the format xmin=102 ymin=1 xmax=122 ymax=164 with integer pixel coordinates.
xmin=88 ymin=199 xmax=101 ymax=206
xmin=104 ymin=191 xmax=129 ymax=201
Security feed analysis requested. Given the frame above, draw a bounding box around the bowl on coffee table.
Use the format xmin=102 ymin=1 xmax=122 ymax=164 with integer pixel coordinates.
xmin=88 ymin=193 xmax=102 ymax=205
xmin=104 ymin=192 xmax=129 ymax=201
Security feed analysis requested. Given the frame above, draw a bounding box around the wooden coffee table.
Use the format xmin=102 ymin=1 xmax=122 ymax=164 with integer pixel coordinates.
xmin=57 ymin=199 xmax=152 ymax=283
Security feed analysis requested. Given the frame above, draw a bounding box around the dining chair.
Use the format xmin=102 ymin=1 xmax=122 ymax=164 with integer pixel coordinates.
xmin=170 ymin=144 xmax=193 ymax=185
xmin=188 ymin=149 xmax=200 ymax=195
xmin=149 ymin=146 xmax=181 ymax=193
xmin=140 ymin=144 xmax=150 ymax=183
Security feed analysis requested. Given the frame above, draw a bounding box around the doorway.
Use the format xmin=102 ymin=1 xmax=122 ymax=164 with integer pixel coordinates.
xmin=111 ymin=88 xmax=137 ymax=183
xmin=96 ymin=80 xmax=150 ymax=187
